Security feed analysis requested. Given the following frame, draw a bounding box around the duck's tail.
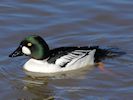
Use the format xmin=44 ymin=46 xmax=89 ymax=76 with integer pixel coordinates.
xmin=89 ymin=46 xmax=125 ymax=62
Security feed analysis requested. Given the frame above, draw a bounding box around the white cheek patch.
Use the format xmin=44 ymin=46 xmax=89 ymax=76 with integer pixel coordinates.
xmin=22 ymin=46 xmax=31 ymax=55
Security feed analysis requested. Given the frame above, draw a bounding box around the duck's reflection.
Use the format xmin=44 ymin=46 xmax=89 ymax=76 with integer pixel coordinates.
xmin=21 ymin=65 xmax=94 ymax=100
xmin=22 ymin=75 xmax=54 ymax=100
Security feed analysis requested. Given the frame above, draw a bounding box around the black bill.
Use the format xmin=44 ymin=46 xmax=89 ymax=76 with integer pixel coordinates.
xmin=9 ymin=46 xmax=23 ymax=57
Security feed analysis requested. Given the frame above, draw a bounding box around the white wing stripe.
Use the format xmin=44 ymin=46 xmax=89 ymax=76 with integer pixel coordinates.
xmin=55 ymin=49 xmax=95 ymax=67
xmin=72 ymin=52 xmax=84 ymax=55
xmin=74 ymin=50 xmax=91 ymax=52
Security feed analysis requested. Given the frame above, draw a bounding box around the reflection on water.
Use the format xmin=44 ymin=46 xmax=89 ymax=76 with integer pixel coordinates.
xmin=22 ymin=76 xmax=54 ymax=100
xmin=0 ymin=0 xmax=133 ymax=100
xmin=1 ymin=66 xmax=93 ymax=100
xmin=21 ymin=66 xmax=94 ymax=100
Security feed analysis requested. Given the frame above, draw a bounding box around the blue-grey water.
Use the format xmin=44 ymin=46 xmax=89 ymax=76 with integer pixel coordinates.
xmin=0 ymin=0 xmax=133 ymax=100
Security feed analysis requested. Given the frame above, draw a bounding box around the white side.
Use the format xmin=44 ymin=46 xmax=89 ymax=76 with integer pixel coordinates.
xmin=23 ymin=50 xmax=96 ymax=73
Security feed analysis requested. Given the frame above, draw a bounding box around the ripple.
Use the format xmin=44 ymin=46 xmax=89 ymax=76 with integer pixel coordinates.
xmin=0 ymin=0 xmax=133 ymax=100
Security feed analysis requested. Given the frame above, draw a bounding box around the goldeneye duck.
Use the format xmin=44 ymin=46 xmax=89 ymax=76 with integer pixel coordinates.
xmin=9 ymin=35 xmax=121 ymax=73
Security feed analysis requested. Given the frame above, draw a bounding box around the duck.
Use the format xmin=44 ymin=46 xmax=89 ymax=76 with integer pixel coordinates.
xmin=9 ymin=35 xmax=121 ymax=73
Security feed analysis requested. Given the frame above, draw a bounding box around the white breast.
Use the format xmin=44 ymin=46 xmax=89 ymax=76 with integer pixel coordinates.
xmin=23 ymin=59 xmax=61 ymax=73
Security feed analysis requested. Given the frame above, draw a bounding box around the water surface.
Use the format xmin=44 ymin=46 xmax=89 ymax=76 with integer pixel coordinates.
xmin=0 ymin=0 xmax=133 ymax=100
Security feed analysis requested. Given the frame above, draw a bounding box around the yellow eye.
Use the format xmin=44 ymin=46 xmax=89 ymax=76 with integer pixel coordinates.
xmin=27 ymin=43 xmax=32 ymax=46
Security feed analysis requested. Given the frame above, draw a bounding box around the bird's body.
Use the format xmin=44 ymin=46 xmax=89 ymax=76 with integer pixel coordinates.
xmin=23 ymin=48 xmax=95 ymax=73
xmin=9 ymin=35 xmax=123 ymax=73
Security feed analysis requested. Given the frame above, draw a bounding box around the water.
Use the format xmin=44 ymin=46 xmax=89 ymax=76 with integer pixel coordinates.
xmin=0 ymin=0 xmax=133 ymax=100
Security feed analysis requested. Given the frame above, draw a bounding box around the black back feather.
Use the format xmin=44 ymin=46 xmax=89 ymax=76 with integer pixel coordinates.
xmin=47 ymin=46 xmax=125 ymax=64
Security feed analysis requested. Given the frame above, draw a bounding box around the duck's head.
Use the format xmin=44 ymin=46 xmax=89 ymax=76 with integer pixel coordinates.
xmin=9 ymin=35 xmax=50 ymax=60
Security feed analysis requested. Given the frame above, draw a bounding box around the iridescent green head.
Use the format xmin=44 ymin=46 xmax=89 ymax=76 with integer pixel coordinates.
xmin=9 ymin=35 xmax=50 ymax=60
